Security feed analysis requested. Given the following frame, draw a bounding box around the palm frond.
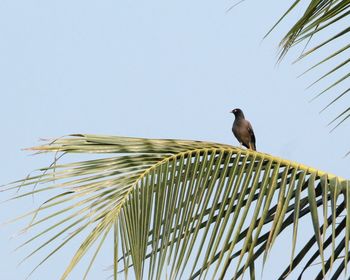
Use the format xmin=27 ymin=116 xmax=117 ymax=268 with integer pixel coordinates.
xmin=4 ymin=134 xmax=350 ymax=279
xmin=269 ymin=0 xmax=350 ymax=130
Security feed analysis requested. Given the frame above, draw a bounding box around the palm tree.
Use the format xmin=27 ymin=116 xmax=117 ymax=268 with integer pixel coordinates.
xmin=4 ymin=1 xmax=350 ymax=279
xmin=5 ymin=134 xmax=349 ymax=279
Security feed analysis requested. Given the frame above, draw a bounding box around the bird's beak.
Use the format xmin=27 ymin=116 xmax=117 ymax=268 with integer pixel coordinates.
xmin=229 ymin=110 xmax=233 ymax=114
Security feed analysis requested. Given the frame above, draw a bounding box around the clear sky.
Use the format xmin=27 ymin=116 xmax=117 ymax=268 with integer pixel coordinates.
xmin=0 ymin=0 xmax=349 ymax=279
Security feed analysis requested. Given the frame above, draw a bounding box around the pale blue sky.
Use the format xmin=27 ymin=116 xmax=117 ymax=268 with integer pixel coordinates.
xmin=0 ymin=0 xmax=349 ymax=279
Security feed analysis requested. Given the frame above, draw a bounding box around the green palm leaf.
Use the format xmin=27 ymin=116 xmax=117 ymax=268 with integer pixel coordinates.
xmin=269 ymin=0 xmax=350 ymax=129
xmin=4 ymin=134 xmax=350 ymax=279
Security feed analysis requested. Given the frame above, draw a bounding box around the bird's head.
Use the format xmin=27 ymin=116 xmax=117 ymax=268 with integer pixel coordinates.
xmin=230 ymin=108 xmax=245 ymax=118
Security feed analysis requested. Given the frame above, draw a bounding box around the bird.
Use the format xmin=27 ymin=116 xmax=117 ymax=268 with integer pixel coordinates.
xmin=230 ymin=108 xmax=256 ymax=151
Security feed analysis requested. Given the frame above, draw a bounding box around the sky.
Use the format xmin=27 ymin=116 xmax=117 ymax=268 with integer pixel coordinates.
xmin=0 ymin=0 xmax=349 ymax=279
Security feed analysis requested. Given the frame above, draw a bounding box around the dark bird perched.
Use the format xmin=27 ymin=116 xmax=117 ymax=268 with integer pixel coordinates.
xmin=230 ymin=108 xmax=256 ymax=151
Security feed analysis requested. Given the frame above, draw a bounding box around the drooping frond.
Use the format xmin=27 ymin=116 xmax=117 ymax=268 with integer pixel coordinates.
xmin=4 ymin=134 xmax=350 ymax=279
xmin=268 ymin=0 xmax=350 ymax=130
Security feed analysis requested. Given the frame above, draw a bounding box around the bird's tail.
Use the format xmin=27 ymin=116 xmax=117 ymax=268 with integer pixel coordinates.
xmin=250 ymin=143 xmax=256 ymax=151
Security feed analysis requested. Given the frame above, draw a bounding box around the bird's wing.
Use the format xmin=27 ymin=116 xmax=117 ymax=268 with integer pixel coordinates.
xmin=247 ymin=121 xmax=256 ymax=144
